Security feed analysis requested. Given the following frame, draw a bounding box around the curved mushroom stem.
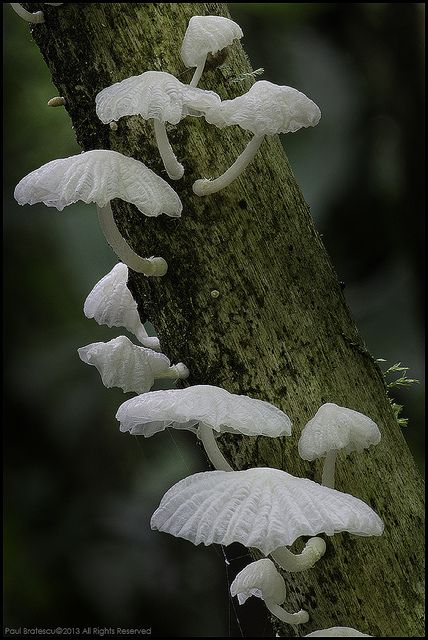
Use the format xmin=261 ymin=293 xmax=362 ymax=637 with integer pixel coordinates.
xmin=96 ymin=203 xmax=168 ymax=277
xmin=321 ymin=450 xmax=337 ymax=488
xmin=10 ymin=3 xmax=44 ymax=22
xmin=153 ymin=119 xmax=184 ymax=180
xmin=265 ymin=600 xmax=309 ymax=626
xmin=271 ymin=537 xmax=326 ymax=573
xmin=190 ymin=60 xmax=206 ymax=87
xmin=156 ymin=362 xmax=190 ymax=382
xmin=198 ymin=424 xmax=234 ymax=472
xmin=193 ymin=134 xmax=264 ymax=196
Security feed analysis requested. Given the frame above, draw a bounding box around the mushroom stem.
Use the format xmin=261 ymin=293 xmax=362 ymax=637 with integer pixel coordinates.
xmin=322 ymin=450 xmax=337 ymax=488
xmin=271 ymin=537 xmax=326 ymax=572
xmin=153 ymin=118 xmax=184 ymax=180
xmin=198 ymin=424 xmax=234 ymax=472
xmin=265 ymin=600 xmax=309 ymax=626
xmin=193 ymin=134 xmax=264 ymax=196
xmin=10 ymin=3 xmax=44 ymax=22
xmin=190 ymin=61 xmax=206 ymax=87
xmin=96 ymin=203 xmax=168 ymax=277
xmin=156 ymin=362 xmax=190 ymax=382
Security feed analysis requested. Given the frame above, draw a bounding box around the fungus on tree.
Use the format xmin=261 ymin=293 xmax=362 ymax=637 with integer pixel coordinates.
xmin=181 ymin=15 xmax=243 ymax=87
xmin=193 ymin=80 xmax=321 ymax=196
xmin=116 ymin=385 xmax=292 ymax=472
xmin=78 ymin=336 xmax=189 ymax=395
xmin=298 ymin=403 xmax=381 ymax=489
xmin=84 ymin=263 xmax=161 ymax=351
xmin=150 ymin=467 xmax=383 ymax=572
xmin=230 ymin=558 xmax=309 ymax=626
xmin=95 ymin=71 xmax=221 ymax=180
xmin=304 ymin=628 xmax=372 ymax=637
xmin=9 ymin=3 xmax=62 ymax=24
xmin=14 ymin=149 xmax=182 ymax=276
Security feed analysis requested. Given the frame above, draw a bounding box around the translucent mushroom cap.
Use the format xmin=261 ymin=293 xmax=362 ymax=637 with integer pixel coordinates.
xmin=150 ymin=467 xmax=384 ymax=555
xmin=116 ymin=385 xmax=292 ymax=438
xmin=78 ymin=335 xmax=172 ymax=395
xmin=205 ymin=80 xmax=321 ymax=136
xmin=305 ymin=628 xmax=372 ymax=637
xmin=84 ymin=263 xmax=160 ymax=350
xmin=14 ymin=149 xmax=182 ymax=217
xmin=298 ymin=403 xmax=381 ymax=461
xmin=230 ymin=559 xmax=286 ymax=606
xmin=181 ymin=15 xmax=243 ymax=68
xmin=95 ymin=71 xmax=221 ymax=125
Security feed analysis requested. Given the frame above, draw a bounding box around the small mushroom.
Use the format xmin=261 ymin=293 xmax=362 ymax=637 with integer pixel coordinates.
xmin=14 ymin=149 xmax=182 ymax=276
xmin=305 ymin=628 xmax=372 ymax=637
xmin=95 ymin=71 xmax=221 ymax=180
xmin=116 ymin=385 xmax=292 ymax=472
xmin=230 ymin=558 xmax=309 ymax=626
xmin=10 ymin=3 xmax=62 ymax=23
xmin=150 ymin=467 xmax=384 ymax=572
xmin=181 ymin=15 xmax=243 ymax=87
xmin=78 ymin=336 xmax=189 ymax=395
xmin=193 ymin=80 xmax=320 ymax=196
xmin=298 ymin=403 xmax=381 ymax=489
xmin=84 ymin=262 xmax=160 ymax=351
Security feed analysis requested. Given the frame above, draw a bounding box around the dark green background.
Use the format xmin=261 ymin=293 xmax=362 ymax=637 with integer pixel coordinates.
xmin=3 ymin=3 xmax=424 ymax=637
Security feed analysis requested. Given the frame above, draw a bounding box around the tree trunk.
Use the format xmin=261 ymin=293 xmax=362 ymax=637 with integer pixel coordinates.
xmin=25 ymin=3 xmax=424 ymax=637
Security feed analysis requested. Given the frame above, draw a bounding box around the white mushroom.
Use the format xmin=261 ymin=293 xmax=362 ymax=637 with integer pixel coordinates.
xmin=84 ymin=262 xmax=160 ymax=351
xmin=116 ymin=385 xmax=292 ymax=472
xmin=230 ymin=558 xmax=309 ymax=626
xmin=95 ymin=71 xmax=221 ymax=180
xmin=298 ymin=403 xmax=381 ymax=489
xmin=14 ymin=149 xmax=182 ymax=277
xmin=305 ymin=627 xmax=372 ymax=637
xmin=10 ymin=3 xmax=62 ymax=23
xmin=150 ymin=467 xmax=384 ymax=572
xmin=181 ymin=15 xmax=243 ymax=87
xmin=193 ymin=80 xmax=321 ymax=196
xmin=78 ymin=336 xmax=188 ymax=395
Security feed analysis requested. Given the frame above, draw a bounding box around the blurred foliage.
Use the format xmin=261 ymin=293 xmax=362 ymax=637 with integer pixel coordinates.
xmin=3 ymin=3 xmax=424 ymax=637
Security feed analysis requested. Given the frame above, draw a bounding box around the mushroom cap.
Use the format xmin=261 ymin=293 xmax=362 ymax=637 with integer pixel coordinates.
xmin=298 ymin=403 xmax=381 ymax=461
xmin=205 ymin=80 xmax=321 ymax=136
xmin=150 ymin=467 xmax=384 ymax=555
xmin=84 ymin=263 xmax=160 ymax=350
xmin=14 ymin=149 xmax=182 ymax=217
xmin=181 ymin=15 xmax=243 ymax=68
xmin=305 ymin=628 xmax=372 ymax=637
xmin=78 ymin=335 xmax=171 ymax=394
xmin=96 ymin=71 xmax=221 ymax=125
xmin=116 ymin=385 xmax=292 ymax=438
xmin=230 ymin=559 xmax=286 ymax=606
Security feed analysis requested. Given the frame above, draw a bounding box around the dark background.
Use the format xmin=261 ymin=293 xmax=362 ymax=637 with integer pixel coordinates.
xmin=3 ymin=3 xmax=424 ymax=637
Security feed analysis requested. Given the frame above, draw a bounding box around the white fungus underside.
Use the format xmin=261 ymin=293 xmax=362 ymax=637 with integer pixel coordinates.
xmin=96 ymin=71 xmax=221 ymax=125
xmin=205 ymin=80 xmax=321 ymax=136
xmin=305 ymin=628 xmax=372 ymax=637
xmin=84 ymin=263 xmax=158 ymax=348
xmin=150 ymin=468 xmax=384 ymax=555
xmin=14 ymin=149 xmax=182 ymax=217
xmin=230 ymin=558 xmax=286 ymax=605
xmin=78 ymin=335 xmax=171 ymax=394
xmin=181 ymin=15 xmax=243 ymax=67
xmin=298 ymin=403 xmax=381 ymax=460
xmin=116 ymin=385 xmax=292 ymax=437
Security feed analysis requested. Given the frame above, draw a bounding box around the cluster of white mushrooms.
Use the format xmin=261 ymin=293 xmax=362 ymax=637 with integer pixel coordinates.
xmin=12 ymin=10 xmax=382 ymax=637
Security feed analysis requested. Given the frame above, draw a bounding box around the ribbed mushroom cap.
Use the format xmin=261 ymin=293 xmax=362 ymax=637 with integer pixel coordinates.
xmin=14 ymin=149 xmax=182 ymax=217
xmin=150 ymin=468 xmax=384 ymax=555
xmin=230 ymin=559 xmax=286 ymax=605
xmin=205 ymin=80 xmax=321 ymax=136
xmin=84 ymin=263 xmax=160 ymax=350
xmin=116 ymin=385 xmax=292 ymax=438
xmin=181 ymin=15 xmax=243 ymax=68
xmin=95 ymin=71 xmax=220 ymax=125
xmin=298 ymin=403 xmax=381 ymax=461
xmin=78 ymin=335 xmax=171 ymax=395
xmin=305 ymin=628 xmax=372 ymax=637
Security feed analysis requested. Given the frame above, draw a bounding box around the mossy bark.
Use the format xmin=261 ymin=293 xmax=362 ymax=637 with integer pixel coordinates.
xmin=26 ymin=3 xmax=424 ymax=637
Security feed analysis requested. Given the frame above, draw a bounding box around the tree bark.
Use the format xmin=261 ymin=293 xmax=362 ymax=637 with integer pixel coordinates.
xmin=25 ymin=3 xmax=424 ymax=637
